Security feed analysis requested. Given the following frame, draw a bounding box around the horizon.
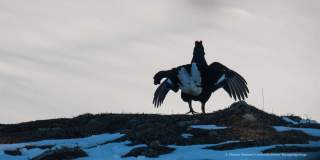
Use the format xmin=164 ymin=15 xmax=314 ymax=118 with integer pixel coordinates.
xmin=0 ymin=101 xmax=308 ymax=125
xmin=0 ymin=0 xmax=319 ymax=123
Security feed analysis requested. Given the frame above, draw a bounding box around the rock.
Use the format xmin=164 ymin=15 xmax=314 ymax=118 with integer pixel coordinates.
xmin=276 ymin=130 xmax=318 ymax=144
xmin=128 ymin=118 xmax=141 ymax=126
xmin=204 ymin=141 xmax=272 ymax=151
xmin=128 ymin=122 xmax=183 ymax=145
xmin=291 ymin=123 xmax=320 ymax=129
xmin=122 ymin=146 xmax=175 ymax=158
xmin=177 ymin=121 xmax=193 ymax=127
xmin=191 ymin=120 xmax=200 ymax=124
xmin=122 ymin=147 xmax=146 ymax=157
xmin=242 ymin=113 xmax=256 ymax=121
xmin=149 ymin=140 xmax=160 ymax=148
xmin=4 ymin=148 xmax=21 ymax=156
xmin=37 ymin=127 xmax=61 ymax=132
xmin=145 ymin=148 xmax=158 ymax=157
xmin=284 ymin=115 xmax=302 ymax=122
xmin=25 ymin=144 xmax=54 ymax=150
xmin=208 ymin=130 xmax=218 ymax=136
xmin=262 ymin=146 xmax=320 ymax=153
xmin=119 ymin=129 xmax=131 ymax=135
xmin=86 ymin=118 xmax=102 ymax=127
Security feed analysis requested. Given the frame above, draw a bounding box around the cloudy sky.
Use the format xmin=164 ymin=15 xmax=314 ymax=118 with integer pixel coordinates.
xmin=0 ymin=0 xmax=319 ymax=123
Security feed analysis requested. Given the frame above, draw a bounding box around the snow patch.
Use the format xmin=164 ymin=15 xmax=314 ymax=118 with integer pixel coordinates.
xmin=299 ymin=119 xmax=318 ymax=124
xmin=282 ymin=116 xmax=298 ymax=125
xmin=181 ymin=133 xmax=193 ymax=139
xmin=0 ymin=133 xmax=125 ymax=160
xmin=274 ymin=126 xmax=320 ymax=137
xmin=160 ymin=141 xmax=320 ymax=160
xmin=281 ymin=116 xmax=319 ymax=125
xmin=190 ymin=124 xmax=227 ymax=130
xmin=1 ymin=131 xmax=320 ymax=160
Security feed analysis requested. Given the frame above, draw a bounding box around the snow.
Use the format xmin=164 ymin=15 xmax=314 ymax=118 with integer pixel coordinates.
xmin=190 ymin=124 xmax=227 ymax=130
xmin=0 ymin=133 xmax=126 ymax=160
xmin=0 ymin=130 xmax=319 ymax=160
xmin=78 ymin=142 xmax=146 ymax=160
xmin=281 ymin=116 xmax=319 ymax=125
xmin=154 ymin=141 xmax=320 ymax=160
xmin=282 ymin=116 xmax=298 ymax=125
xmin=274 ymin=126 xmax=320 ymax=137
xmin=181 ymin=133 xmax=193 ymax=139
xmin=300 ymin=119 xmax=318 ymax=124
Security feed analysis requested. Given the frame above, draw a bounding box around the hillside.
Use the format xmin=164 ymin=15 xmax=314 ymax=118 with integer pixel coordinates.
xmin=0 ymin=101 xmax=320 ymax=160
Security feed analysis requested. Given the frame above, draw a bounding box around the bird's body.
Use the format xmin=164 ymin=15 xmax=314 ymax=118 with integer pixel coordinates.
xmin=153 ymin=40 xmax=249 ymax=114
xmin=181 ymin=41 xmax=208 ymax=113
xmin=153 ymin=62 xmax=249 ymax=113
xmin=154 ymin=41 xmax=210 ymax=113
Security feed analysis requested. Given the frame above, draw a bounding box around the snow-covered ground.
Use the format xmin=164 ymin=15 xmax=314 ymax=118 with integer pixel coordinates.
xmin=274 ymin=126 xmax=320 ymax=137
xmin=0 ymin=126 xmax=320 ymax=160
xmin=282 ymin=117 xmax=299 ymax=125
xmin=281 ymin=116 xmax=319 ymax=125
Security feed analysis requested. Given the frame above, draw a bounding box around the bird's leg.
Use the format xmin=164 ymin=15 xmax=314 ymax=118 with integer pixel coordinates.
xmin=186 ymin=101 xmax=198 ymax=114
xmin=201 ymin=103 xmax=206 ymax=114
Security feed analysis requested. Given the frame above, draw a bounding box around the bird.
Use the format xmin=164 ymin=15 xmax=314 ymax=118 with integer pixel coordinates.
xmin=153 ymin=41 xmax=209 ymax=114
xmin=153 ymin=62 xmax=249 ymax=114
xmin=184 ymin=40 xmax=208 ymax=113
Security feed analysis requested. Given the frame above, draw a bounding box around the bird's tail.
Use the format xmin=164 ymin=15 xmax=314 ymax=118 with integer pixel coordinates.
xmin=191 ymin=40 xmax=208 ymax=66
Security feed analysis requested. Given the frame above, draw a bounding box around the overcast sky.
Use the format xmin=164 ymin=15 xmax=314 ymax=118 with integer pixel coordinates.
xmin=0 ymin=0 xmax=319 ymax=123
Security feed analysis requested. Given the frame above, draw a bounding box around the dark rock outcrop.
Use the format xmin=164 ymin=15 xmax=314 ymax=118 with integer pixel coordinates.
xmin=4 ymin=148 xmax=22 ymax=156
xmin=122 ymin=141 xmax=175 ymax=158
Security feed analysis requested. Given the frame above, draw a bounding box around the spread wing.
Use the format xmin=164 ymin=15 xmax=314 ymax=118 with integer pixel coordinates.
xmin=211 ymin=62 xmax=249 ymax=101
xmin=153 ymin=79 xmax=175 ymax=108
xmin=223 ymin=70 xmax=249 ymax=101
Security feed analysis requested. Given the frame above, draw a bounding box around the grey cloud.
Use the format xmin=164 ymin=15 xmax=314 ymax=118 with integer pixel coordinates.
xmin=0 ymin=0 xmax=319 ymax=123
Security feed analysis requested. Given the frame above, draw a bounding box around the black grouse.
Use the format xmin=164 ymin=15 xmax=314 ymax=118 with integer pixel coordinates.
xmin=153 ymin=41 xmax=209 ymax=114
xmin=153 ymin=52 xmax=249 ymax=114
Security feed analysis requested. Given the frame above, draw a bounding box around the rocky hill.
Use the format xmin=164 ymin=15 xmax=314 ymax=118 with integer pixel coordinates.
xmin=0 ymin=101 xmax=320 ymax=160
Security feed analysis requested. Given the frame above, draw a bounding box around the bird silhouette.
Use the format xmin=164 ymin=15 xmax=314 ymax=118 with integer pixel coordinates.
xmin=153 ymin=41 xmax=208 ymax=114
xmin=153 ymin=42 xmax=249 ymax=114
